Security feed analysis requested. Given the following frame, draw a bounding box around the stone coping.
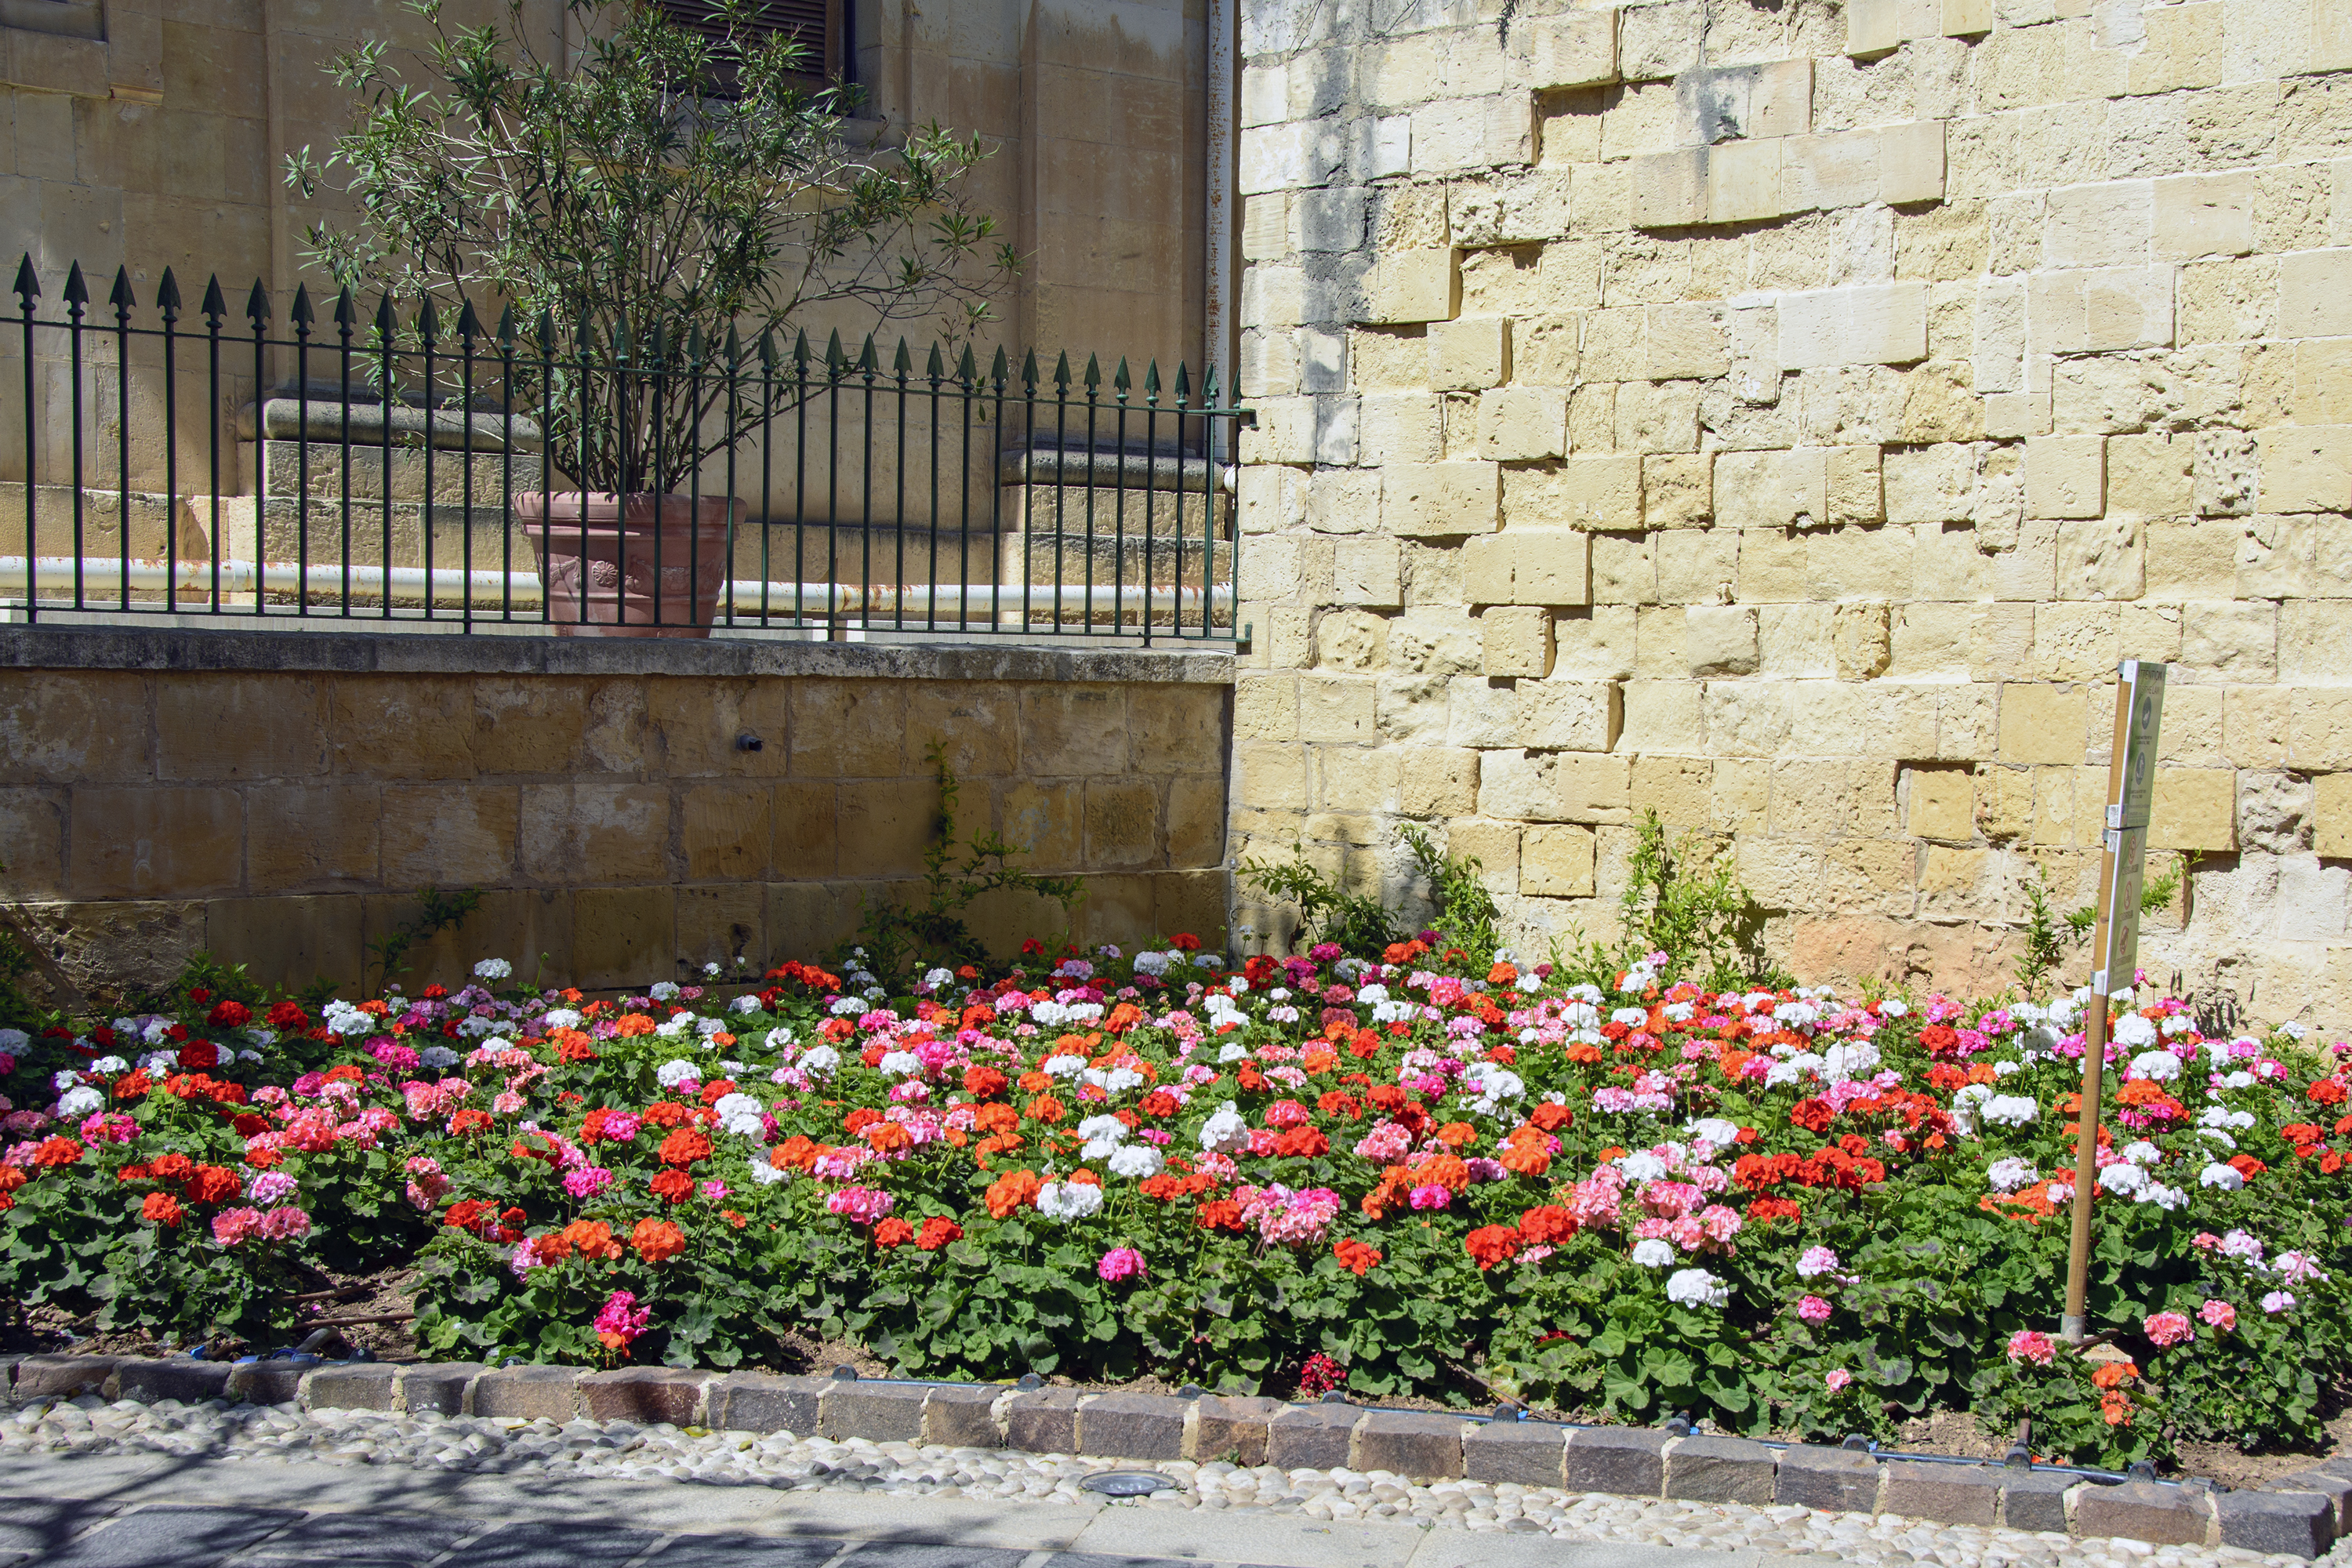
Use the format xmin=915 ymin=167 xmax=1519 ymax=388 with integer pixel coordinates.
xmin=4 ymin=1353 xmax=2339 ymax=1559
xmin=0 ymin=626 xmax=1236 ymax=685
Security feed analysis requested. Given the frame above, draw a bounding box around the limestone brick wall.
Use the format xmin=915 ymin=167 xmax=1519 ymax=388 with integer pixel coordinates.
xmin=1229 ymin=0 xmax=2352 ymax=1023
xmin=0 ymin=631 xmax=1229 ymax=1002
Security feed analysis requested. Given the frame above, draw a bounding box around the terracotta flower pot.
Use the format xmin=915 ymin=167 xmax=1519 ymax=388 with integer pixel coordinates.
xmin=517 ymin=492 xmax=737 ymax=638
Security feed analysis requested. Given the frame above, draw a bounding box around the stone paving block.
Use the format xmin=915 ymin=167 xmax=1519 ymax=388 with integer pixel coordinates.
xmin=833 ymin=1546 xmax=1029 ymax=1568
xmin=1564 ymin=1426 xmax=1671 ymax=1497
xmin=1774 ymin=1443 xmax=1880 ymax=1513
xmin=36 ymin=1504 xmax=301 ymax=1568
xmin=2073 ymin=1481 xmax=2212 ymax=1547
xmin=578 ymin=1367 xmax=710 ymax=1425
xmin=922 ymin=1383 xmax=1003 ymax=1447
xmin=470 ymin=1365 xmax=581 ymax=1421
xmin=1076 ymin=1392 xmax=1188 ymax=1461
xmin=1265 ymin=1404 xmax=1360 ymax=1470
xmin=2220 ymin=1490 xmax=2334 ymax=1557
xmin=706 ymin=1373 xmax=827 ymax=1436
xmin=0 ymin=1499 xmax=120 ymax=1563
xmin=0 ymin=1353 xmax=18 ymax=1391
xmin=821 ymin=1379 xmax=929 ymax=1442
xmin=227 ymin=1361 xmax=308 ymax=1406
xmin=238 ymin=1512 xmax=478 ymax=1565
xmin=1664 ymin=1434 xmax=1775 ymax=1505
xmin=1189 ymin=1395 xmax=1283 ymax=1465
xmin=633 ymin=1535 xmax=848 ymax=1568
xmin=13 ymin=1354 xmax=120 ymax=1399
xmin=1005 ymin=1388 xmax=1083 ymax=1454
xmin=395 ymin=1362 xmax=483 ymax=1417
xmin=114 ymin=1357 xmax=234 ymax=1404
xmin=1349 ymin=1410 xmax=1466 ymax=1479
xmin=2271 ymin=1471 xmax=2352 ymax=1535
xmin=1882 ymin=1460 xmax=2001 ymax=1526
xmin=1999 ymin=1470 xmax=2077 ymax=1534
xmin=460 ymin=1521 xmax=662 ymax=1568
xmin=1462 ymin=1419 xmax=1568 ymax=1488
xmin=303 ymin=1362 xmax=397 ymax=1410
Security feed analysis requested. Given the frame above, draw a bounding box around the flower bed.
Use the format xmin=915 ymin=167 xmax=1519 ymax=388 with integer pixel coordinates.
xmin=2 ymin=938 xmax=2347 ymax=1472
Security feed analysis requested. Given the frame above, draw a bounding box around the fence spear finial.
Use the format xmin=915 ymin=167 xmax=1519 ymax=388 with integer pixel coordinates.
xmin=63 ymin=261 xmax=87 ymax=309
xmin=1144 ymin=359 xmax=1161 ymax=402
xmin=456 ymin=295 xmax=481 ymax=342
xmin=201 ymin=275 xmax=227 ymax=328
xmin=10 ymin=254 xmax=36 ymax=307
xmin=1113 ymin=357 xmax=1130 ymax=398
xmin=495 ymin=303 xmax=516 ymax=347
xmin=158 ymin=268 xmax=181 ymax=322
xmin=334 ymin=285 xmax=357 ymax=330
xmin=245 ymin=278 xmax=270 ymax=327
xmin=109 ymin=267 xmax=136 ymax=317
xmin=290 ymin=283 xmax=314 ymax=328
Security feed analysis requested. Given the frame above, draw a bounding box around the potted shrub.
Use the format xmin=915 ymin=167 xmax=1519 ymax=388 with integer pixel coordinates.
xmin=286 ymin=0 xmax=1014 ymax=636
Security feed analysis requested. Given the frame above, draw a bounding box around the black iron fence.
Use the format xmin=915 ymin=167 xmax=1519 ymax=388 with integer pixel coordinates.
xmin=5 ymin=256 xmax=1245 ymax=643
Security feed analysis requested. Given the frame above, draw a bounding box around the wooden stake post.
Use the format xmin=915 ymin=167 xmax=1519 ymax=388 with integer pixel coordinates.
xmin=2060 ymin=659 xmax=2166 ymax=1345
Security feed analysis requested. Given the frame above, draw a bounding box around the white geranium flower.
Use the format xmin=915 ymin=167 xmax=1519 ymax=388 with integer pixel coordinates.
xmin=1980 ymin=1094 xmax=2038 ymax=1128
xmin=2097 ymin=1162 xmax=2149 ymax=1197
xmin=2111 ymin=1013 xmax=2157 ymax=1048
xmin=2127 ymin=1048 xmax=2179 ymax=1080
xmin=1666 ymin=1268 xmax=1729 ymax=1308
xmin=2199 ymin=1162 xmax=2245 ymax=1190
xmin=1986 ymin=1157 xmax=2038 ymax=1192
xmin=648 ymin=982 xmax=681 ymax=1001
xmin=1200 ymin=1102 xmax=1250 ymax=1154
xmin=56 ymin=1085 xmax=104 ymax=1118
xmin=1036 ymin=1181 xmax=1105 ymax=1221
xmin=1686 ymin=1117 xmax=1740 ymax=1149
xmin=1108 ymin=1144 xmax=1163 ymax=1180
xmin=419 ymin=1046 xmax=459 ymax=1069
xmin=1620 ymin=1150 xmax=1669 ymax=1183
xmin=797 ymin=1044 xmax=840 ymax=1076
xmin=713 ymin=1093 xmax=768 ymax=1139
xmin=1041 ymin=1054 xmax=1087 ymax=1078
xmin=877 ymin=1051 xmax=924 ymax=1078
xmin=655 ymin=1058 xmax=702 ymax=1089
xmin=473 ymin=958 xmax=512 ymax=980
xmin=1631 ymin=1240 xmax=1676 ymax=1268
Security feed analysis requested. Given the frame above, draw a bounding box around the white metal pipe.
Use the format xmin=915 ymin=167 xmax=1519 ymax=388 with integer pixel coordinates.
xmin=1204 ymin=0 xmax=1236 ymax=416
xmin=1 ymin=557 xmax=1235 ymax=614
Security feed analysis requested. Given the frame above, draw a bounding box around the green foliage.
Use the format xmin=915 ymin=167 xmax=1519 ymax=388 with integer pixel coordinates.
xmin=1401 ymin=826 xmax=1503 ymax=968
xmin=844 ymin=742 xmax=1082 ymax=976
xmin=2018 ymin=874 xmax=2070 ymax=994
xmin=284 ymin=0 xmax=1015 ymax=494
xmin=1236 ymin=846 xmax=1401 ymax=956
xmin=1555 ymin=811 xmax=1784 ymax=992
xmin=367 ymin=886 xmax=484 ymax=988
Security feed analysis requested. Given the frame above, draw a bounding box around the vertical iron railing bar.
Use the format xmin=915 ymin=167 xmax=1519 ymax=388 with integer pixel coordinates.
xmin=376 ymin=297 xmax=397 ymax=622
xmin=160 ymin=271 xmax=181 ymax=615
xmin=891 ymin=337 xmax=909 ymax=632
xmin=204 ymin=278 xmax=224 ymax=617
xmin=1171 ymin=364 xmax=1188 ymax=641
xmin=793 ymin=333 xmax=809 ymax=631
xmin=459 ymin=297 xmax=478 ymax=633
xmin=858 ymin=335 xmax=875 ymax=637
xmin=579 ymin=316 xmax=596 ymax=628
xmin=64 ymin=266 xmax=86 ymax=612
xmin=722 ymin=327 xmax=740 ymax=628
xmin=1141 ymin=362 xmax=1158 ymax=648
xmin=419 ymin=299 xmax=437 ymax=622
xmin=334 ymin=289 xmax=355 ymax=618
xmin=1203 ymin=372 xmax=1218 ymax=640
xmin=1018 ymin=353 xmax=1033 ymax=638
xmin=1081 ymin=355 xmax=1098 ymax=638
xmin=246 ymin=281 xmax=267 ymax=615
xmin=685 ymin=325 xmax=706 ymax=633
xmin=651 ymin=321 xmax=668 ymax=629
xmin=495 ymin=307 xmax=514 ymax=623
xmin=1050 ymin=354 xmax=1068 ymax=634
xmin=956 ymin=348 xmax=975 ymax=633
xmin=757 ymin=330 xmax=775 ymax=628
xmin=1112 ymin=359 xmax=1128 ymax=637
xmin=111 ymin=270 xmax=132 ymax=618
xmin=292 ymin=285 xmax=313 ymax=617
xmin=537 ymin=312 xmax=557 ymax=627
xmin=14 ymin=259 xmax=36 ymax=622
xmin=924 ymin=343 xmax=942 ymax=632
xmin=824 ymin=332 xmax=841 ymax=640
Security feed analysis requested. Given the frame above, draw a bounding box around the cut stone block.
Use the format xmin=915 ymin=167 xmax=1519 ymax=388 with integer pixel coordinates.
xmin=1564 ymin=1427 xmax=1670 ymax=1497
xmin=301 ymin=1362 xmax=397 ymax=1411
xmin=396 ymin=1363 xmax=484 ymax=1417
xmin=14 ymin=1354 xmax=119 ymax=1399
xmin=114 ymin=1359 xmax=234 ymax=1404
xmin=1006 ymin=1388 xmax=1083 ymax=1454
xmin=2000 ymin=1470 xmax=2078 ymax=1533
xmin=2268 ymin=1471 xmax=2352 ymax=1536
xmin=1667 ymin=1435 xmax=1775 ymax=1504
xmin=1882 ymin=1460 xmax=2001 ymax=1526
xmin=2221 ymin=1490 xmax=2335 ymax=1558
xmin=1267 ymin=1404 xmax=1360 ymax=1470
xmin=1077 ymin=1392 xmax=1189 ymax=1461
xmin=226 ymin=1362 xmax=307 ymax=1406
xmin=705 ymin=1373 xmax=827 ymax=1436
xmin=1774 ymin=1444 xmax=1881 ymax=1513
xmin=578 ymin=1367 xmax=710 ymax=1425
xmin=924 ymin=1384 xmax=1004 ymax=1447
xmin=2073 ymin=1481 xmax=2212 ymax=1547
xmin=470 ymin=1364 xmax=580 ymax=1421
xmin=1191 ymin=1395 xmax=1284 ymax=1465
xmin=1464 ymin=1420 xmax=1568 ymax=1488
xmin=1350 ymin=1410 xmax=1467 ymax=1480
xmin=821 ymin=1380 xmax=929 ymax=1443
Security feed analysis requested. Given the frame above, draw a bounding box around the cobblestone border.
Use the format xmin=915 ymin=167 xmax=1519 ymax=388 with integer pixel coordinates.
xmin=5 ymin=1352 xmax=2341 ymax=1559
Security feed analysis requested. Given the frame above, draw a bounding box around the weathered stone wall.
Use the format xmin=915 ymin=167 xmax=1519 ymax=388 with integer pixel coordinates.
xmin=0 ymin=630 xmax=1229 ymax=1000
xmin=1229 ymin=0 xmax=2352 ymax=1023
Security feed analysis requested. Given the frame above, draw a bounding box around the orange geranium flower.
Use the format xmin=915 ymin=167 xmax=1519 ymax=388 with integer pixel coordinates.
xmin=865 ymin=1121 xmax=913 ymax=1154
xmin=985 ymin=1168 xmax=1043 ymax=1218
xmin=560 ymin=1220 xmax=623 ymax=1261
xmin=632 ymin=1218 xmax=686 ymax=1263
xmin=1435 ymin=1121 xmax=1477 ymax=1148
xmin=612 ymin=1012 xmax=657 ymax=1038
xmin=1025 ymin=1094 xmax=1067 ymax=1124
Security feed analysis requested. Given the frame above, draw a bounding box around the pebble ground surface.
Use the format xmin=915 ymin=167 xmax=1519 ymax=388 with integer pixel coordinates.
xmin=4 ymin=1392 xmax=2343 ymax=1568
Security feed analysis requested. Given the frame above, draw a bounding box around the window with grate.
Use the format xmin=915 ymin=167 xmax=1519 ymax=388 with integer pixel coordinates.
xmin=654 ymin=0 xmax=843 ymax=88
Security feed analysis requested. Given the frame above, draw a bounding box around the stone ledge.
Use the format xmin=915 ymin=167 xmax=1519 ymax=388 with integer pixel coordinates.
xmin=3 ymin=1356 xmax=2334 ymax=1557
xmin=0 ymin=625 xmax=1235 ymax=686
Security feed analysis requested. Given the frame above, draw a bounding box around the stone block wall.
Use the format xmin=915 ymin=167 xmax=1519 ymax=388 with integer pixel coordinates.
xmin=0 ymin=630 xmax=1229 ymax=1002
xmin=1229 ymin=0 xmax=2352 ymax=1022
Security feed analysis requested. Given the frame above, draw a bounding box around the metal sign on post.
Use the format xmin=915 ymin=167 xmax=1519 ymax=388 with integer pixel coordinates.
xmin=2062 ymin=659 xmax=2166 ymax=1345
